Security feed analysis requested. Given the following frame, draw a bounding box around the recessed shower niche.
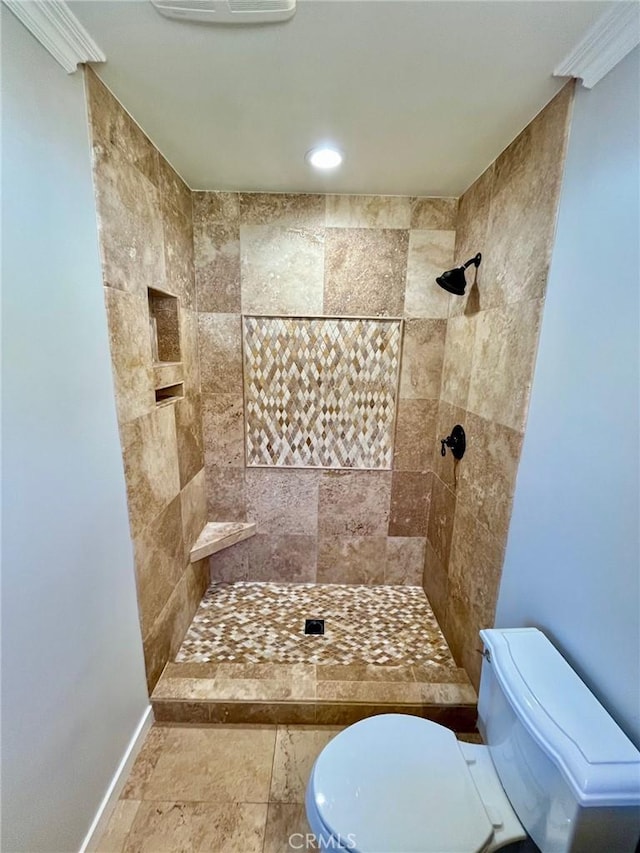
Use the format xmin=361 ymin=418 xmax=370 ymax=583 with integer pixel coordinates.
xmin=148 ymin=287 xmax=184 ymax=405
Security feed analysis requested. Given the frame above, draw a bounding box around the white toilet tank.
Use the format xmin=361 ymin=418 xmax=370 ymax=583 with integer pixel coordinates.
xmin=477 ymin=628 xmax=640 ymax=853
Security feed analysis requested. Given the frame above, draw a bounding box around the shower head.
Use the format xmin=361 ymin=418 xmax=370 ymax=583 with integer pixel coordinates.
xmin=436 ymin=253 xmax=482 ymax=296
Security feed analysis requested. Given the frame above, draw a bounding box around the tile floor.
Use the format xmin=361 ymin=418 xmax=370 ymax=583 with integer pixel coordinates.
xmin=176 ymin=582 xmax=453 ymax=667
xmin=92 ymin=722 xmax=484 ymax=852
xmin=154 ymin=582 xmax=476 ymax=726
xmin=91 ymin=723 xmax=340 ymax=852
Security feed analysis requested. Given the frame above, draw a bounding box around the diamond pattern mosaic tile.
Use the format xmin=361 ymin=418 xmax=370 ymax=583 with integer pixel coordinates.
xmin=243 ymin=316 xmax=402 ymax=469
xmin=176 ymin=582 xmax=456 ymax=667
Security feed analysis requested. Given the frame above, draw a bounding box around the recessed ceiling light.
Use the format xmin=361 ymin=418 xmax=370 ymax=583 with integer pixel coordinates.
xmin=306 ymin=146 xmax=343 ymax=170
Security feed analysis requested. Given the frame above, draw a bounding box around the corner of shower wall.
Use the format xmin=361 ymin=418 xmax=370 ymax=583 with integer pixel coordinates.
xmin=85 ymin=67 xmax=208 ymax=692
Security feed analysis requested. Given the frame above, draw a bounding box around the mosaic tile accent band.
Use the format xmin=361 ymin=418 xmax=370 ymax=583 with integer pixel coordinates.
xmin=176 ymin=581 xmax=455 ymax=667
xmin=243 ymin=316 xmax=402 ymax=469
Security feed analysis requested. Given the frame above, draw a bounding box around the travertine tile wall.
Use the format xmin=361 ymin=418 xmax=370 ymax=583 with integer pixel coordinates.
xmin=85 ymin=67 xmax=572 ymax=693
xmin=86 ymin=69 xmax=208 ymax=692
xmin=193 ymin=193 xmax=458 ymax=587
xmin=423 ymin=84 xmax=575 ymax=687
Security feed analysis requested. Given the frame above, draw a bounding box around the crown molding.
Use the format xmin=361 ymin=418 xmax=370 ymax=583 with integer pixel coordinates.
xmin=554 ymin=2 xmax=640 ymax=89
xmin=3 ymin=0 xmax=105 ymax=74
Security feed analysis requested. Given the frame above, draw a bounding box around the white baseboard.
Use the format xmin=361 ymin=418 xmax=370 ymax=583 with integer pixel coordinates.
xmin=79 ymin=705 xmax=154 ymax=852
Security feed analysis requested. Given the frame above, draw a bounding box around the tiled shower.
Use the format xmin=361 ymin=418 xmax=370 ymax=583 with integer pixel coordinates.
xmin=86 ymin=66 xmax=573 ymax=716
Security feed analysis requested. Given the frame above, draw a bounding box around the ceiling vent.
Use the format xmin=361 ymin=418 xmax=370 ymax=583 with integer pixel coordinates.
xmin=150 ymin=0 xmax=296 ymax=24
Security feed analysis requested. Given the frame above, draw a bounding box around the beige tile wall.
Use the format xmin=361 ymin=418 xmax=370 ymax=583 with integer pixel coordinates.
xmin=193 ymin=192 xmax=457 ymax=587
xmin=423 ymin=83 xmax=575 ymax=687
xmin=86 ymin=67 xmax=573 ymax=693
xmin=86 ymin=69 xmax=208 ymax=692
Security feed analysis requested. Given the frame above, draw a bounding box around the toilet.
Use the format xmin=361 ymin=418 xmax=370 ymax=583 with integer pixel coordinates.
xmin=306 ymin=628 xmax=640 ymax=852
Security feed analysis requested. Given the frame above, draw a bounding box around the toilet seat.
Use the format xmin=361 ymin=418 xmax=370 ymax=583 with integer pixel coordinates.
xmin=306 ymin=714 xmax=495 ymax=853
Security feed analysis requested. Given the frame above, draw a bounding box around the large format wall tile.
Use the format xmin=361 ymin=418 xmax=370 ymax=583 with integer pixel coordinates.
xmin=426 ymin=475 xmax=456 ymax=567
xmin=198 ymin=313 xmax=243 ymax=396
xmin=317 ymin=537 xmax=386 ymax=585
xmin=193 ymin=193 xmax=241 ymax=313
xmin=93 ymin=145 xmax=165 ymax=296
xmin=448 ymin=503 xmax=506 ymax=630
xmin=450 ymin=167 xmax=494 ymax=317
xmin=386 ymin=537 xmax=426 ymax=586
xmin=404 ymin=230 xmax=455 ymax=318
xmin=455 ymin=412 xmax=522 ymax=542
xmin=103 ymin=287 xmax=155 ymax=423
xmin=210 ymin=536 xmax=251 ymax=582
xmin=440 ymin=314 xmax=477 ymax=409
xmin=318 ymin=471 xmax=391 ymax=537
xmin=443 ymin=587 xmax=479 ymax=686
xmin=239 ymin=193 xmax=325 ymax=227
xmin=162 ymin=200 xmax=196 ymax=310
xmin=454 ymin=169 xmax=493 ymax=267
xmin=206 ymin=467 xmax=247 ymax=521
xmin=240 ymin=225 xmax=324 ymax=314
xmin=326 ymin=195 xmax=410 ymax=229
xmin=86 ymin=68 xmax=158 ymax=186
xmin=121 ymin=407 xmax=181 ymax=537
xmin=480 ymin=85 xmax=573 ymax=310
xmin=175 ymin=392 xmax=204 ymax=489
xmin=392 ymin=398 xmax=437 ymax=472
xmin=422 ymin=540 xmax=449 ymax=625
xmin=194 ymin=191 xmax=240 ymax=224
xmin=467 ymin=300 xmax=543 ymax=431
xmin=203 ymin=394 xmax=245 ymax=468
xmin=324 ymin=228 xmax=408 ymax=316
xmin=399 ymin=319 xmax=446 ymax=400
xmin=133 ymin=496 xmax=185 ymax=637
xmin=410 ymin=197 xmax=458 ymax=230
xmin=245 ymin=469 xmax=320 ymax=535
xmin=248 ymin=534 xmax=317 ymax=583
xmin=158 ymin=155 xmax=192 ymax=222
xmin=179 ymin=309 xmax=201 ymax=393
xmin=389 ymin=471 xmax=430 ymax=537
xmin=143 ymin=560 xmax=212 ymax=691
xmin=194 ymin=221 xmax=241 ymax=313
xmin=181 ymin=468 xmax=208 ymax=555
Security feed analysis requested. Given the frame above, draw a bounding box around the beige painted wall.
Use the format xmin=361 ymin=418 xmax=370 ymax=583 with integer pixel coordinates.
xmin=193 ymin=193 xmax=457 ymax=587
xmin=423 ymin=83 xmax=575 ymax=687
xmin=85 ymin=69 xmax=209 ymax=691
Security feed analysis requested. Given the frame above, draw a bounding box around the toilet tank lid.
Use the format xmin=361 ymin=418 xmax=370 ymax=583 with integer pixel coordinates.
xmin=480 ymin=628 xmax=640 ymax=807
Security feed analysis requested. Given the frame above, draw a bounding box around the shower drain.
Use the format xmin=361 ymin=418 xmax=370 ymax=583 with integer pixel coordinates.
xmin=304 ymin=619 xmax=325 ymax=635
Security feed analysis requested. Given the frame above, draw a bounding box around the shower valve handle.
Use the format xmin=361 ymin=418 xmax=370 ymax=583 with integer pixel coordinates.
xmin=440 ymin=424 xmax=466 ymax=461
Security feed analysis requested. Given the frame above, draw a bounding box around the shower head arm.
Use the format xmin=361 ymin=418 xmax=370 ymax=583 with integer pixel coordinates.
xmin=462 ymin=253 xmax=482 ymax=270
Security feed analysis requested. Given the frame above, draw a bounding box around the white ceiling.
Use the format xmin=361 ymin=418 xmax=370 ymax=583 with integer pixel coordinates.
xmin=73 ymin=0 xmax=610 ymax=196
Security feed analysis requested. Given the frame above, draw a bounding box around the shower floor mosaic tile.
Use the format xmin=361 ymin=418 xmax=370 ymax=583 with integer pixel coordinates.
xmin=175 ymin=581 xmax=455 ymax=668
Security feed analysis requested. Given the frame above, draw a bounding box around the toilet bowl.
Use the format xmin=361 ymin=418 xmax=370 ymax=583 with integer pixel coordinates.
xmin=305 ymin=713 xmax=525 ymax=853
xmin=305 ymin=628 xmax=640 ymax=853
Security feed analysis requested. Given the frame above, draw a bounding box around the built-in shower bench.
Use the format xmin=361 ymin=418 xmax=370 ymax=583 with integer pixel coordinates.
xmin=189 ymin=521 xmax=256 ymax=562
